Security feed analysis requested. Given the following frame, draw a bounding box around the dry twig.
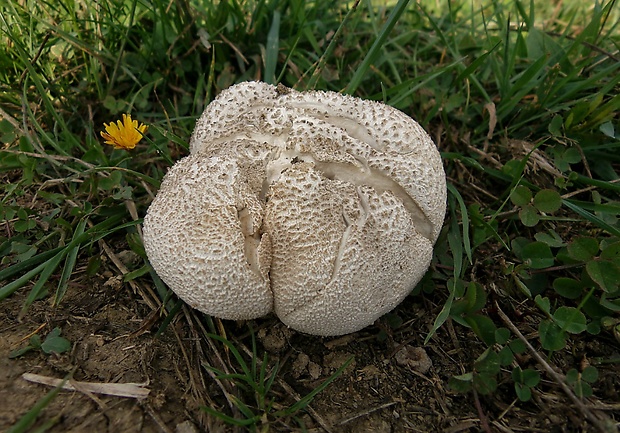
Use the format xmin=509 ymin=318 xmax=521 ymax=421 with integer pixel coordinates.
xmin=338 ymin=400 xmax=399 ymax=425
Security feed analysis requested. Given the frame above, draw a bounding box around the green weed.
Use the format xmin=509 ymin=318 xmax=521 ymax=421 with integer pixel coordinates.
xmin=9 ymin=327 xmax=71 ymax=359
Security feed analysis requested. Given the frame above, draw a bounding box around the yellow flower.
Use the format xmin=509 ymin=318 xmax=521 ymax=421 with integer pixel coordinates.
xmin=101 ymin=114 xmax=148 ymax=150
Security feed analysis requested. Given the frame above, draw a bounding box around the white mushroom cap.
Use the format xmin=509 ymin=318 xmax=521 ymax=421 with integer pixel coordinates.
xmin=143 ymin=81 xmax=446 ymax=336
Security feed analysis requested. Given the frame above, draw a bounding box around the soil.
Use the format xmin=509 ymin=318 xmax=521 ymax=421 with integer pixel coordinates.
xmin=1 ymin=252 xmax=618 ymax=433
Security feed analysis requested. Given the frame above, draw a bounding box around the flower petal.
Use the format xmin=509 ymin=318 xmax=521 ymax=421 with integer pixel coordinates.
xmin=100 ymin=114 xmax=148 ymax=150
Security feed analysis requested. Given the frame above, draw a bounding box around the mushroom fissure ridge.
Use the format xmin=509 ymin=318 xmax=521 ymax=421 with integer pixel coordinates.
xmin=289 ymin=104 xmax=383 ymax=152
xmin=312 ymin=161 xmax=433 ymax=240
xmin=262 ymin=149 xmax=433 ymax=240
xmin=144 ymin=81 xmax=447 ymax=336
xmin=329 ymin=212 xmax=354 ymax=287
xmin=328 ymin=188 xmax=369 ymax=287
xmin=236 ymin=207 xmax=263 ymax=278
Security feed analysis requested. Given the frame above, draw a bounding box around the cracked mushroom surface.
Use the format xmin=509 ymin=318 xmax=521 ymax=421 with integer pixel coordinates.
xmin=142 ymin=81 xmax=446 ymax=336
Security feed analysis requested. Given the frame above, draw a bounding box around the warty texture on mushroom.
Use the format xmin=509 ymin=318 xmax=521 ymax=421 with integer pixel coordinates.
xmin=142 ymin=81 xmax=447 ymax=336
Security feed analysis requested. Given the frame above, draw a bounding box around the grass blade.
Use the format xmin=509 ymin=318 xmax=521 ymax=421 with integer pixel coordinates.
xmin=563 ymin=200 xmax=620 ymax=237
xmin=264 ymin=10 xmax=280 ymax=84
xmin=448 ymin=183 xmax=473 ymax=266
xmin=343 ymin=0 xmax=409 ymax=95
xmin=281 ymin=356 xmax=353 ymax=415
xmin=306 ymin=0 xmax=361 ymax=90
xmin=20 ymin=251 xmax=66 ymax=318
xmin=0 ymin=216 xmax=137 ymax=301
xmin=53 ymin=218 xmax=87 ymax=306
xmin=0 ymin=247 xmax=65 ymax=283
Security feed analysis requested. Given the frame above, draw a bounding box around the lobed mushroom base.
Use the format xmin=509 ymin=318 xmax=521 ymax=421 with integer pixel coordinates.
xmin=142 ymin=82 xmax=446 ymax=336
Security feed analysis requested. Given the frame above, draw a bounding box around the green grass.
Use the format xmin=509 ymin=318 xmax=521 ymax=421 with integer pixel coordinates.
xmin=1 ymin=0 xmax=619 ymax=431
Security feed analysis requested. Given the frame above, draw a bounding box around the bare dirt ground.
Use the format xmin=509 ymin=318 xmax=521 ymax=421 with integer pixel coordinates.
xmin=1 ymin=248 xmax=618 ymax=433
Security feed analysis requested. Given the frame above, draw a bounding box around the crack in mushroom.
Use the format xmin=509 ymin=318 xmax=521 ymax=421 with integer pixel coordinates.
xmin=237 ymin=207 xmax=263 ymax=278
xmin=312 ymin=161 xmax=433 ymax=240
xmin=328 ymin=187 xmax=370 ymax=286
xmin=329 ymin=209 xmax=353 ymax=288
xmin=287 ymin=101 xmax=385 ymax=152
xmin=264 ymin=150 xmax=433 ymax=240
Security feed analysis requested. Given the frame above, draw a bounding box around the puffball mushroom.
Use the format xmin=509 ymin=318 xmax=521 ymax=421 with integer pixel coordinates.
xmin=142 ymin=81 xmax=446 ymax=336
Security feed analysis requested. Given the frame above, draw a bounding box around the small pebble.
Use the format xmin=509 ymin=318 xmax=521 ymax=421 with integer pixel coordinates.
xmin=394 ymin=345 xmax=432 ymax=374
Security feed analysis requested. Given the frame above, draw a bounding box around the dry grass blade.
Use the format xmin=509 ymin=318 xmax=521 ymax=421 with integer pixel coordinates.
xmin=22 ymin=373 xmax=150 ymax=399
